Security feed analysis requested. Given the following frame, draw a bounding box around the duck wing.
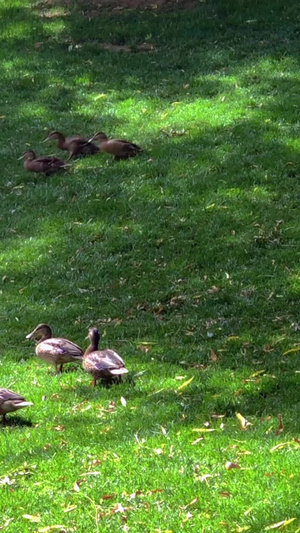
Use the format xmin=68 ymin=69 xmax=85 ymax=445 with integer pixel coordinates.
xmin=0 ymin=388 xmax=26 ymax=403
xmin=38 ymin=338 xmax=83 ymax=358
xmin=85 ymin=349 xmax=125 ymax=371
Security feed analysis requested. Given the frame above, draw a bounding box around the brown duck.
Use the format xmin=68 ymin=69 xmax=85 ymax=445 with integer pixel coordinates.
xmin=19 ymin=151 xmax=67 ymax=176
xmin=83 ymin=327 xmax=128 ymax=386
xmin=26 ymin=323 xmax=83 ymax=374
xmin=0 ymin=388 xmax=33 ymax=425
xmin=44 ymin=131 xmax=99 ymax=160
xmin=89 ymin=132 xmax=142 ymax=160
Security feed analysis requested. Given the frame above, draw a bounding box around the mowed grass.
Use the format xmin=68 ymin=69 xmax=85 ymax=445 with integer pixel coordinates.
xmin=1 ymin=0 xmax=300 ymax=530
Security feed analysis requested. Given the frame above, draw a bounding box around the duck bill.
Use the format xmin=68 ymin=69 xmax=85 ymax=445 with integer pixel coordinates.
xmin=26 ymin=330 xmax=35 ymax=340
xmin=17 ymin=155 xmax=24 ymax=160
xmin=42 ymin=136 xmax=51 ymax=142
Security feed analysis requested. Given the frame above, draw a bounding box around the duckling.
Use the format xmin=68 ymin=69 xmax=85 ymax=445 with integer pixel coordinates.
xmin=89 ymin=132 xmax=142 ymax=160
xmin=83 ymin=327 xmax=128 ymax=386
xmin=19 ymin=151 xmax=67 ymax=176
xmin=0 ymin=388 xmax=33 ymax=425
xmin=44 ymin=131 xmax=99 ymax=160
xmin=26 ymin=323 xmax=83 ymax=374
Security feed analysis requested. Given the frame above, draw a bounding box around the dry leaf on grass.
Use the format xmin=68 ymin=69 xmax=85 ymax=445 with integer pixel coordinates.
xmin=120 ymin=397 xmax=127 ymax=407
xmin=265 ymin=518 xmax=296 ymax=530
xmin=177 ymin=377 xmax=194 ymax=390
xmin=236 ymin=412 xmax=252 ymax=430
xmin=191 ymin=437 xmax=204 ymax=445
xmin=210 ymin=349 xmax=220 ymax=362
xmin=23 ymin=515 xmax=41 ymax=523
xmin=219 ymin=491 xmax=232 ymax=498
xmin=225 ymin=461 xmax=241 ymax=470
xmin=276 ymin=414 xmax=284 ymax=435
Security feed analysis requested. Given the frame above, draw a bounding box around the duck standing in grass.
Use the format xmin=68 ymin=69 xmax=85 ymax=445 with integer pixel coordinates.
xmin=83 ymin=327 xmax=128 ymax=386
xmin=19 ymin=151 xmax=67 ymax=176
xmin=26 ymin=323 xmax=83 ymax=374
xmin=44 ymin=131 xmax=99 ymax=160
xmin=0 ymin=389 xmax=33 ymax=425
xmin=89 ymin=132 xmax=142 ymax=160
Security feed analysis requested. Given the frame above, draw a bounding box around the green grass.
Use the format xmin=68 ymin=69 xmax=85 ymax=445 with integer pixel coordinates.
xmin=1 ymin=0 xmax=300 ymax=530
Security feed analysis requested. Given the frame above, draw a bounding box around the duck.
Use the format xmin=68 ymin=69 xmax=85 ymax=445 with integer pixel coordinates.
xmin=19 ymin=151 xmax=67 ymax=176
xmin=44 ymin=131 xmax=99 ymax=160
xmin=26 ymin=323 xmax=83 ymax=374
xmin=89 ymin=132 xmax=142 ymax=160
xmin=83 ymin=327 xmax=128 ymax=386
xmin=0 ymin=388 xmax=33 ymax=425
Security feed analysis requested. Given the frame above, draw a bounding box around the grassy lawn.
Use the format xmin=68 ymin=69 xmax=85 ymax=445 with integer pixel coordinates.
xmin=1 ymin=0 xmax=300 ymax=530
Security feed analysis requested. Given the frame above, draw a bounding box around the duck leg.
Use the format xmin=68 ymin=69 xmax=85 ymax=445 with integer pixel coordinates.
xmin=92 ymin=378 xmax=97 ymax=387
xmin=2 ymin=414 xmax=6 ymax=426
xmin=54 ymin=363 xmax=61 ymax=375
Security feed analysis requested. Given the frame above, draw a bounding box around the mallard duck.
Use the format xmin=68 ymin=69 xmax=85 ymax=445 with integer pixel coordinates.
xmin=19 ymin=151 xmax=67 ymax=176
xmin=83 ymin=327 xmax=128 ymax=386
xmin=0 ymin=388 xmax=33 ymax=425
xmin=89 ymin=132 xmax=142 ymax=160
xmin=44 ymin=131 xmax=99 ymax=160
xmin=26 ymin=323 xmax=83 ymax=374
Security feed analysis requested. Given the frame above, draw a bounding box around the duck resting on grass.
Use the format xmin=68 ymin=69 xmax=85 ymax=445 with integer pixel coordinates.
xmin=44 ymin=131 xmax=99 ymax=160
xmin=19 ymin=151 xmax=68 ymax=176
xmin=26 ymin=323 xmax=83 ymax=374
xmin=0 ymin=388 xmax=33 ymax=425
xmin=89 ymin=132 xmax=142 ymax=160
xmin=83 ymin=327 xmax=128 ymax=386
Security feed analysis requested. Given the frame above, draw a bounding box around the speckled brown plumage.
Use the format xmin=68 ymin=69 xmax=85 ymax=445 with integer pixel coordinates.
xmin=44 ymin=131 xmax=99 ymax=160
xmin=19 ymin=151 xmax=67 ymax=176
xmin=26 ymin=323 xmax=83 ymax=374
xmin=83 ymin=327 xmax=128 ymax=386
xmin=89 ymin=132 xmax=142 ymax=160
xmin=0 ymin=388 xmax=33 ymax=425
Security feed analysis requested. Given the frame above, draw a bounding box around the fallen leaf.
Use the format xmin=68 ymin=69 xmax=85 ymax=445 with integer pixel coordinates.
xmin=120 ymin=397 xmax=127 ymax=407
xmin=191 ymin=437 xmax=204 ymax=445
xmin=283 ymin=347 xmax=300 ymax=355
xmin=23 ymin=515 xmax=41 ymax=523
xmin=198 ymin=474 xmax=212 ymax=482
xmin=182 ymin=497 xmax=199 ymax=509
xmin=219 ymin=491 xmax=232 ymax=498
xmin=251 ymin=369 xmax=266 ymax=377
xmin=63 ymin=505 xmax=77 ymax=513
xmin=0 ymin=518 xmax=14 ymax=530
xmin=53 ymin=425 xmax=65 ymax=432
xmin=236 ymin=412 xmax=252 ymax=430
xmin=73 ymin=482 xmax=80 ymax=492
xmin=265 ymin=518 xmax=296 ymax=530
xmin=192 ymin=428 xmax=215 ymax=432
xmin=210 ymin=349 xmax=219 ymax=362
xmin=225 ymin=461 xmax=241 ymax=470
xmin=177 ymin=377 xmax=194 ymax=390
xmin=137 ymin=345 xmax=150 ymax=353
xmin=211 ymin=413 xmax=225 ymax=419
xmin=101 ymin=494 xmax=116 ymax=500
xmin=276 ymin=414 xmax=284 ymax=435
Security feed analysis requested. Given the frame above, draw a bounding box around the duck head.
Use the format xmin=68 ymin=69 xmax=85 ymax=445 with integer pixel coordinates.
xmin=26 ymin=323 xmax=52 ymax=342
xmin=18 ymin=151 xmax=36 ymax=161
xmin=43 ymin=131 xmax=64 ymax=142
xmin=88 ymin=132 xmax=108 ymax=143
xmin=87 ymin=327 xmax=100 ymax=348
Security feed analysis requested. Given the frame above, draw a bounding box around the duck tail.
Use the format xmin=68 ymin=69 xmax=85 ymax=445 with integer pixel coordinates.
xmin=110 ymin=368 xmax=129 ymax=375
